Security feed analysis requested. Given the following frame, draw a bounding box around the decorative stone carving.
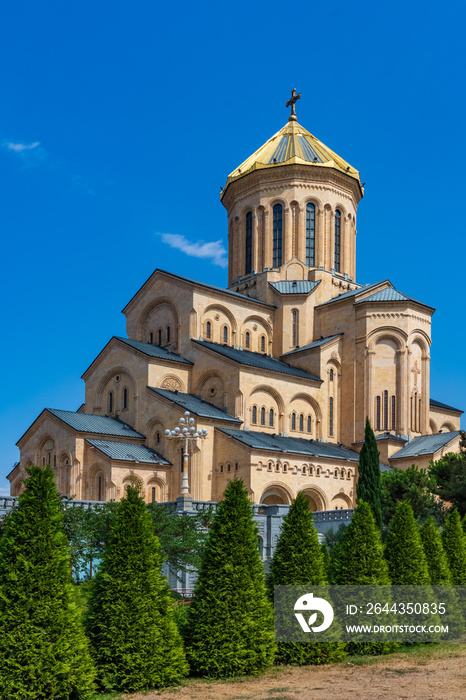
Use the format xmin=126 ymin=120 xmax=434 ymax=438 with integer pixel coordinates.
xmin=160 ymin=376 xmax=183 ymax=392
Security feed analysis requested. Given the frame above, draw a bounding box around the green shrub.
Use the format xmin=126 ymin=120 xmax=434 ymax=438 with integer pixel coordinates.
xmin=384 ymin=501 xmax=430 ymax=585
xmin=419 ymin=518 xmax=451 ymax=584
xmin=357 ymin=418 xmax=382 ymax=528
xmin=442 ymin=510 xmax=466 ymax=584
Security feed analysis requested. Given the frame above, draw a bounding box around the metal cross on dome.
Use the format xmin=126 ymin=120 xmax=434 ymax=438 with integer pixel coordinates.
xmin=286 ymin=88 xmax=301 ymax=121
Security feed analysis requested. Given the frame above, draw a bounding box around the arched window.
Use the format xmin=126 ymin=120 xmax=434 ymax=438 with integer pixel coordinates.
xmin=235 ymin=462 xmax=239 ymax=471
xmin=205 ymin=321 xmax=211 ymax=339
xmin=268 ymin=461 xmax=273 ymax=472
xmin=245 ymin=211 xmax=253 ymax=275
xmin=156 ymin=431 xmax=160 ymax=444
xmin=291 ymin=412 xmax=296 ymax=430
xmin=98 ymin=475 xmax=103 ymax=501
xmin=260 ymin=407 xmax=266 ymax=425
xmin=109 ymin=391 xmax=113 ymax=413
xmin=252 ymin=406 xmax=257 ymax=424
xmin=306 ymin=202 xmax=316 ymax=266
xmin=292 ymin=309 xmax=298 ymax=347
xmin=329 ymin=368 xmax=334 ymax=381
xmin=245 ymin=331 xmax=250 ymax=348
xmin=334 ymin=468 xmax=339 ymax=478
xmin=149 ymin=331 xmax=153 ymax=344
xmin=383 ymin=390 xmax=388 ymax=430
xmin=269 ymin=408 xmax=274 ymax=427
xmin=223 ymin=325 xmax=228 ymax=343
xmin=157 ymin=329 xmax=162 ymax=345
xmin=299 ymin=413 xmax=304 ymax=431
xmin=123 ymin=387 xmax=128 ymax=409
xmin=227 ymin=463 xmax=231 ymax=472
xmin=307 ymin=415 xmax=312 ymax=433
xmin=261 ymin=335 xmax=266 ymax=352
xmin=166 ymin=326 xmax=171 ymax=343
xmin=151 ymin=487 xmax=156 ymax=502
xmin=302 ymin=465 xmax=307 ymax=475
xmin=391 ymin=395 xmax=396 ymax=430
xmin=272 ymin=204 xmax=282 ymax=267
xmin=220 ymin=464 xmax=224 ymax=473
xmin=376 ymin=396 xmax=381 ymax=430
xmin=329 ymin=396 xmax=334 ymax=436
xmin=334 ymin=209 xmax=341 ymax=272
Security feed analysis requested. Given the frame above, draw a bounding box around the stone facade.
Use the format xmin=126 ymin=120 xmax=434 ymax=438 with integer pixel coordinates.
xmin=8 ymin=112 xmax=463 ymax=505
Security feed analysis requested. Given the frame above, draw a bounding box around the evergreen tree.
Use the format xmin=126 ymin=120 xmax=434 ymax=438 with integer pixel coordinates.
xmin=320 ymin=542 xmax=331 ymax=579
xmin=419 ymin=518 xmax=451 ymax=584
xmin=384 ymin=501 xmax=430 ymax=585
xmin=0 ymin=466 xmax=95 ymax=699
xmin=184 ymin=478 xmax=274 ymax=678
xmin=86 ymin=485 xmax=188 ymax=692
xmin=461 ymin=512 xmax=466 ymax=536
xmin=267 ymin=492 xmax=345 ymax=665
xmin=441 ymin=510 xmax=466 ymax=584
xmin=357 ymin=418 xmax=382 ymax=528
xmin=429 ymin=431 xmax=466 ymax=517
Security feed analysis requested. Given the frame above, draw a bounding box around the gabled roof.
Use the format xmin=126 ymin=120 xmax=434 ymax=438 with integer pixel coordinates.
xmin=353 ymin=431 xmax=407 ymax=446
xmin=354 ymin=287 xmax=432 ymax=309
xmin=86 ymin=439 xmax=170 ymax=464
xmin=147 ymin=387 xmax=242 ymax=423
xmin=390 ymin=431 xmax=460 ymax=460
xmin=430 ymin=398 xmax=463 ymax=414
xmin=122 ymin=269 xmax=275 ymax=313
xmin=218 ymin=429 xmax=359 ymax=461
xmin=44 ymin=409 xmax=144 ymax=438
xmin=281 ymin=334 xmax=342 ymax=357
xmin=115 ymin=337 xmax=193 ymax=364
xmin=192 ymin=340 xmax=322 ymax=382
xmin=316 ymin=281 xmax=382 ymax=307
xmin=269 ymin=280 xmax=320 ymax=295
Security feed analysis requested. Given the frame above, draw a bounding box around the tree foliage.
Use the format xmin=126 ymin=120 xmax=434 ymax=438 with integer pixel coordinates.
xmin=419 ymin=518 xmax=451 ymax=585
xmin=85 ymin=485 xmax=188 ymax=692
xmin=0 ymin=466 xmax=95 ymax=699
xmin=429 ymin=432 xmax=466 ymax=517
xmin=441 ymin=510 xmax=466 ymax=585
xmin=380 ymin=465 xmax=445 ymax=527
xmin=357 ymin=418 xmax=382 ymax=528
xmin=267 ymin=492 xmax=345 ymax=665
xmin=384 ymin=501 xmax=430 ymax=585
xmin=184 ymin=478 xmax=274 ymax=678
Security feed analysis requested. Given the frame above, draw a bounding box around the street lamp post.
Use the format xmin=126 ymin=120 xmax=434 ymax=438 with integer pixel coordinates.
xmin=165 ymin=411 xmax=208 ymax=501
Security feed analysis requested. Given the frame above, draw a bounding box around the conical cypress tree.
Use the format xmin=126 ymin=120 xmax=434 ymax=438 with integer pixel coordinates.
xmin=419 ymin=518 xmax=451 ymax=584
xmin=384 ymin=501 xmax=430 ymax=585
xmin=86 ymin=485 xmax=188 ymax=692
xmin=184 ymin=478 xmax=274 ymax=678
xmin=462 ymin=513 xmax=466 ymax=536
xmin=0 ymin=466 xmax=95 ymax=699
xmin=321 ymin=542 xmax=331 ymax=579
xmin=267 ymin=492 xmax=345 ymax=665
xmin=357 ymin=417 xmax=382 ymax=528
xmin=442 ymin=510 xmax=466 ymax=584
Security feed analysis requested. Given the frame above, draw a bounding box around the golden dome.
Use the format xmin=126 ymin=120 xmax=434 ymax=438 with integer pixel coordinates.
xmin=221 ymin=120 xmax=361 ymax=199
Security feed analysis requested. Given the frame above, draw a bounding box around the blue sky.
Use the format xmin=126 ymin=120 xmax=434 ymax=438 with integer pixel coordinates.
xmin=1 ymin=0 xmax=465 ymax=493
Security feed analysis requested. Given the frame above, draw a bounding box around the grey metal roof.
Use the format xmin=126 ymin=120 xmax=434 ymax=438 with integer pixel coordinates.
xmin=390 ymin=431 xmax=460 ymax=460
xmin=218 ymin=429 xmax=359 ymax=461
xmin=430 ymin=398 xmax=463 ymax=414
xmin=147 ymin=387 xmax=242 ymax=423
xmin=354 ymin=287 xmax=429 ymax=307
xmin=379 ymin=462 xmax=393 ymax=472
xmin=46 ymin=409 xmax=144 ymax=437
xmin=353 ymin=431 xmax=407 ymax=445
xmin=269 ymin=280 xmax=320 ymax=295
xmin=86 ymin=439 xmax=170 ymax=464
xmin=115 ymin=337 xmax=193 ymax=364
xmin=192 ymin=340 xmax=322 ymax=382
xmin=282 ymin=334 xmax=342 ymax=356
xmin=316 ymin=281 xmax=382 ymax=307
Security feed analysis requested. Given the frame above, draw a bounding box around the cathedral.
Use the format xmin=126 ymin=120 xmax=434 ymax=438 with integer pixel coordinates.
xmin=8 ymin=94 xmax=463 ymax=511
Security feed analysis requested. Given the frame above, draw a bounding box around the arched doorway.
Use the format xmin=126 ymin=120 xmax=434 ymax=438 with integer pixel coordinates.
xmin=299 ymin=488 xmax=327 ymax=512
xmin=259 ymin=485 xmax=292 ymax=505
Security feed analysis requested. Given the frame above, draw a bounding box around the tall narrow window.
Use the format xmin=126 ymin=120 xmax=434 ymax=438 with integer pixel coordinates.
xmin=307 ymin=415 xmax=312 ymax=432
xmin=223 ymin=325 xmax=228 ymax=343
xmin=391 ymin=395 xmax=396 ymax=430
xmin=157 ymin=329 xmax=162 ymax=345
xmin=334 ymin=209 xmax=341 ymax=272
xmin=418 ymin=397 xmax=421 ymax=432
xmin=206 ymin=321 xmax=211 ymax=339
xmin=252 ymin=406 xmax=257 ymax=424
xmin=261 ymin=335 xmax=266 ymax=352
xmin=245 ymin=211 xmax=253 ymax=274
xmin=53 ymin=454 xmax=56 ymax=468
xmin=299 ymin=414 xmax=304 ymax=431
xmin=272 ymin=204 xmax=282 ymax=267
xmin=166 ymin=326 xmax=171 ymax=343
xmin=306 ymin=202 xmax=316 ymax=266
xmin=376 ymin=395 xmax=381 ymax=430
xmin=149 ymin=331 xmax=153 ymax=344
xmin=260 ymin=407 xmax=266 ymax=425
xmin=156 ymin=431 xmax=160 ymax=444
xmin=123 ymin=387 xmax=128 ymax=409
xmin=109 ymin=391 xmax=113 ymax=413
xmin=329 ymin=396 xmax=334 ymax=436
xmin=98 ymin=476 xmax=102 ymax=501
xmin=269 ymin=408 xmax=274 ymax=427
xmin=291 ymin=412 xmax=296 ymax=430
xmin=151 ymin=487 xmax=156 ymax=503
xmin=383 ymin=390 xmax=388 ymax=430
xmin=329 ymin=368 xmax=334 ymax=381
xmin=245 ymin=331 xmax=250 ymax=348
xmin=292 ymin=309 xmax=298 ymax=346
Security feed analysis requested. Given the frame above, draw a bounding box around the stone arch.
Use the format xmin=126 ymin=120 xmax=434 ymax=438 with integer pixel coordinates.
xmin=95 ymin=365 xmax=137 ymax=410
xmin=429 ymin=419 xmax=438 ymax=434
xmin=120 ymin=473 xmax=143 ymax=499
xmin=259 ymin=482 xmax=294 ymax=505
xmin=367 ymin=328 xmax=407 ymax=352
xmin=146 ymin=417 xmax=166 ymax=451
xmin=36 ymin=434 xmax=57 ymax=467
xmin=202 ymin=303 xmax=238 ymax=341
xmin=299 ymin=485 xmax=328 ymax=512
xmin=195 ymin=370 xmax=226 ymax=410
xmin=249 ymin=385 xmax=284 ymax=431
xmin=331 ymin=492 xmax=352 ymax=509
xmin=137 ymin=297 xmax=180 ymax=343
xmin=145 ymin=475 xmax=166 ymax=503
xmin=440 ymin=422 xmax=456 ymax=433
xmin=409 ymin=330 xmax=432 ymax=351
xmin=87 ymin=463 xmax=106 ymax=501
xmin=289 ymin=392 xmax=322 ymax=438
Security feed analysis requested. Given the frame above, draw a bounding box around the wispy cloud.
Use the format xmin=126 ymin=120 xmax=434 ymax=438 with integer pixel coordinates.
xmin=159 ymin=233 xmax=228 ymax=268
xmin=4 ymin=141 xmax=40 ymax=153
xmin=0 ymin=487 xmax=10 ymax=497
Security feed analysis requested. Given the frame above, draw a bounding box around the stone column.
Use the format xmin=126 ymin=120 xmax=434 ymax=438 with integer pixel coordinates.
xmin=421 ymin=353 xmax=430 ymax=434
xmin=252 ymin=210 xmax=258 ymax=273
xmin=396 ymin=348 xmax=408 ymax=435
xmin=298 ymin=205 xmax=306 ymax=261
xmin=365 ymin=349 xmax=376 ymax=425
xmin=264 ymin=209 xmax=271 ymax=268
xmin=284 ymin=207 xmax=291 ymax=264
xmin=317 ymin=209 xmax=325 ymax=268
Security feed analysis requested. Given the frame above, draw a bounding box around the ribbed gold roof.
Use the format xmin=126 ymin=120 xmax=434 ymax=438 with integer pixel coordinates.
xmin=221 ymin=120 xmax=360 ymax=198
